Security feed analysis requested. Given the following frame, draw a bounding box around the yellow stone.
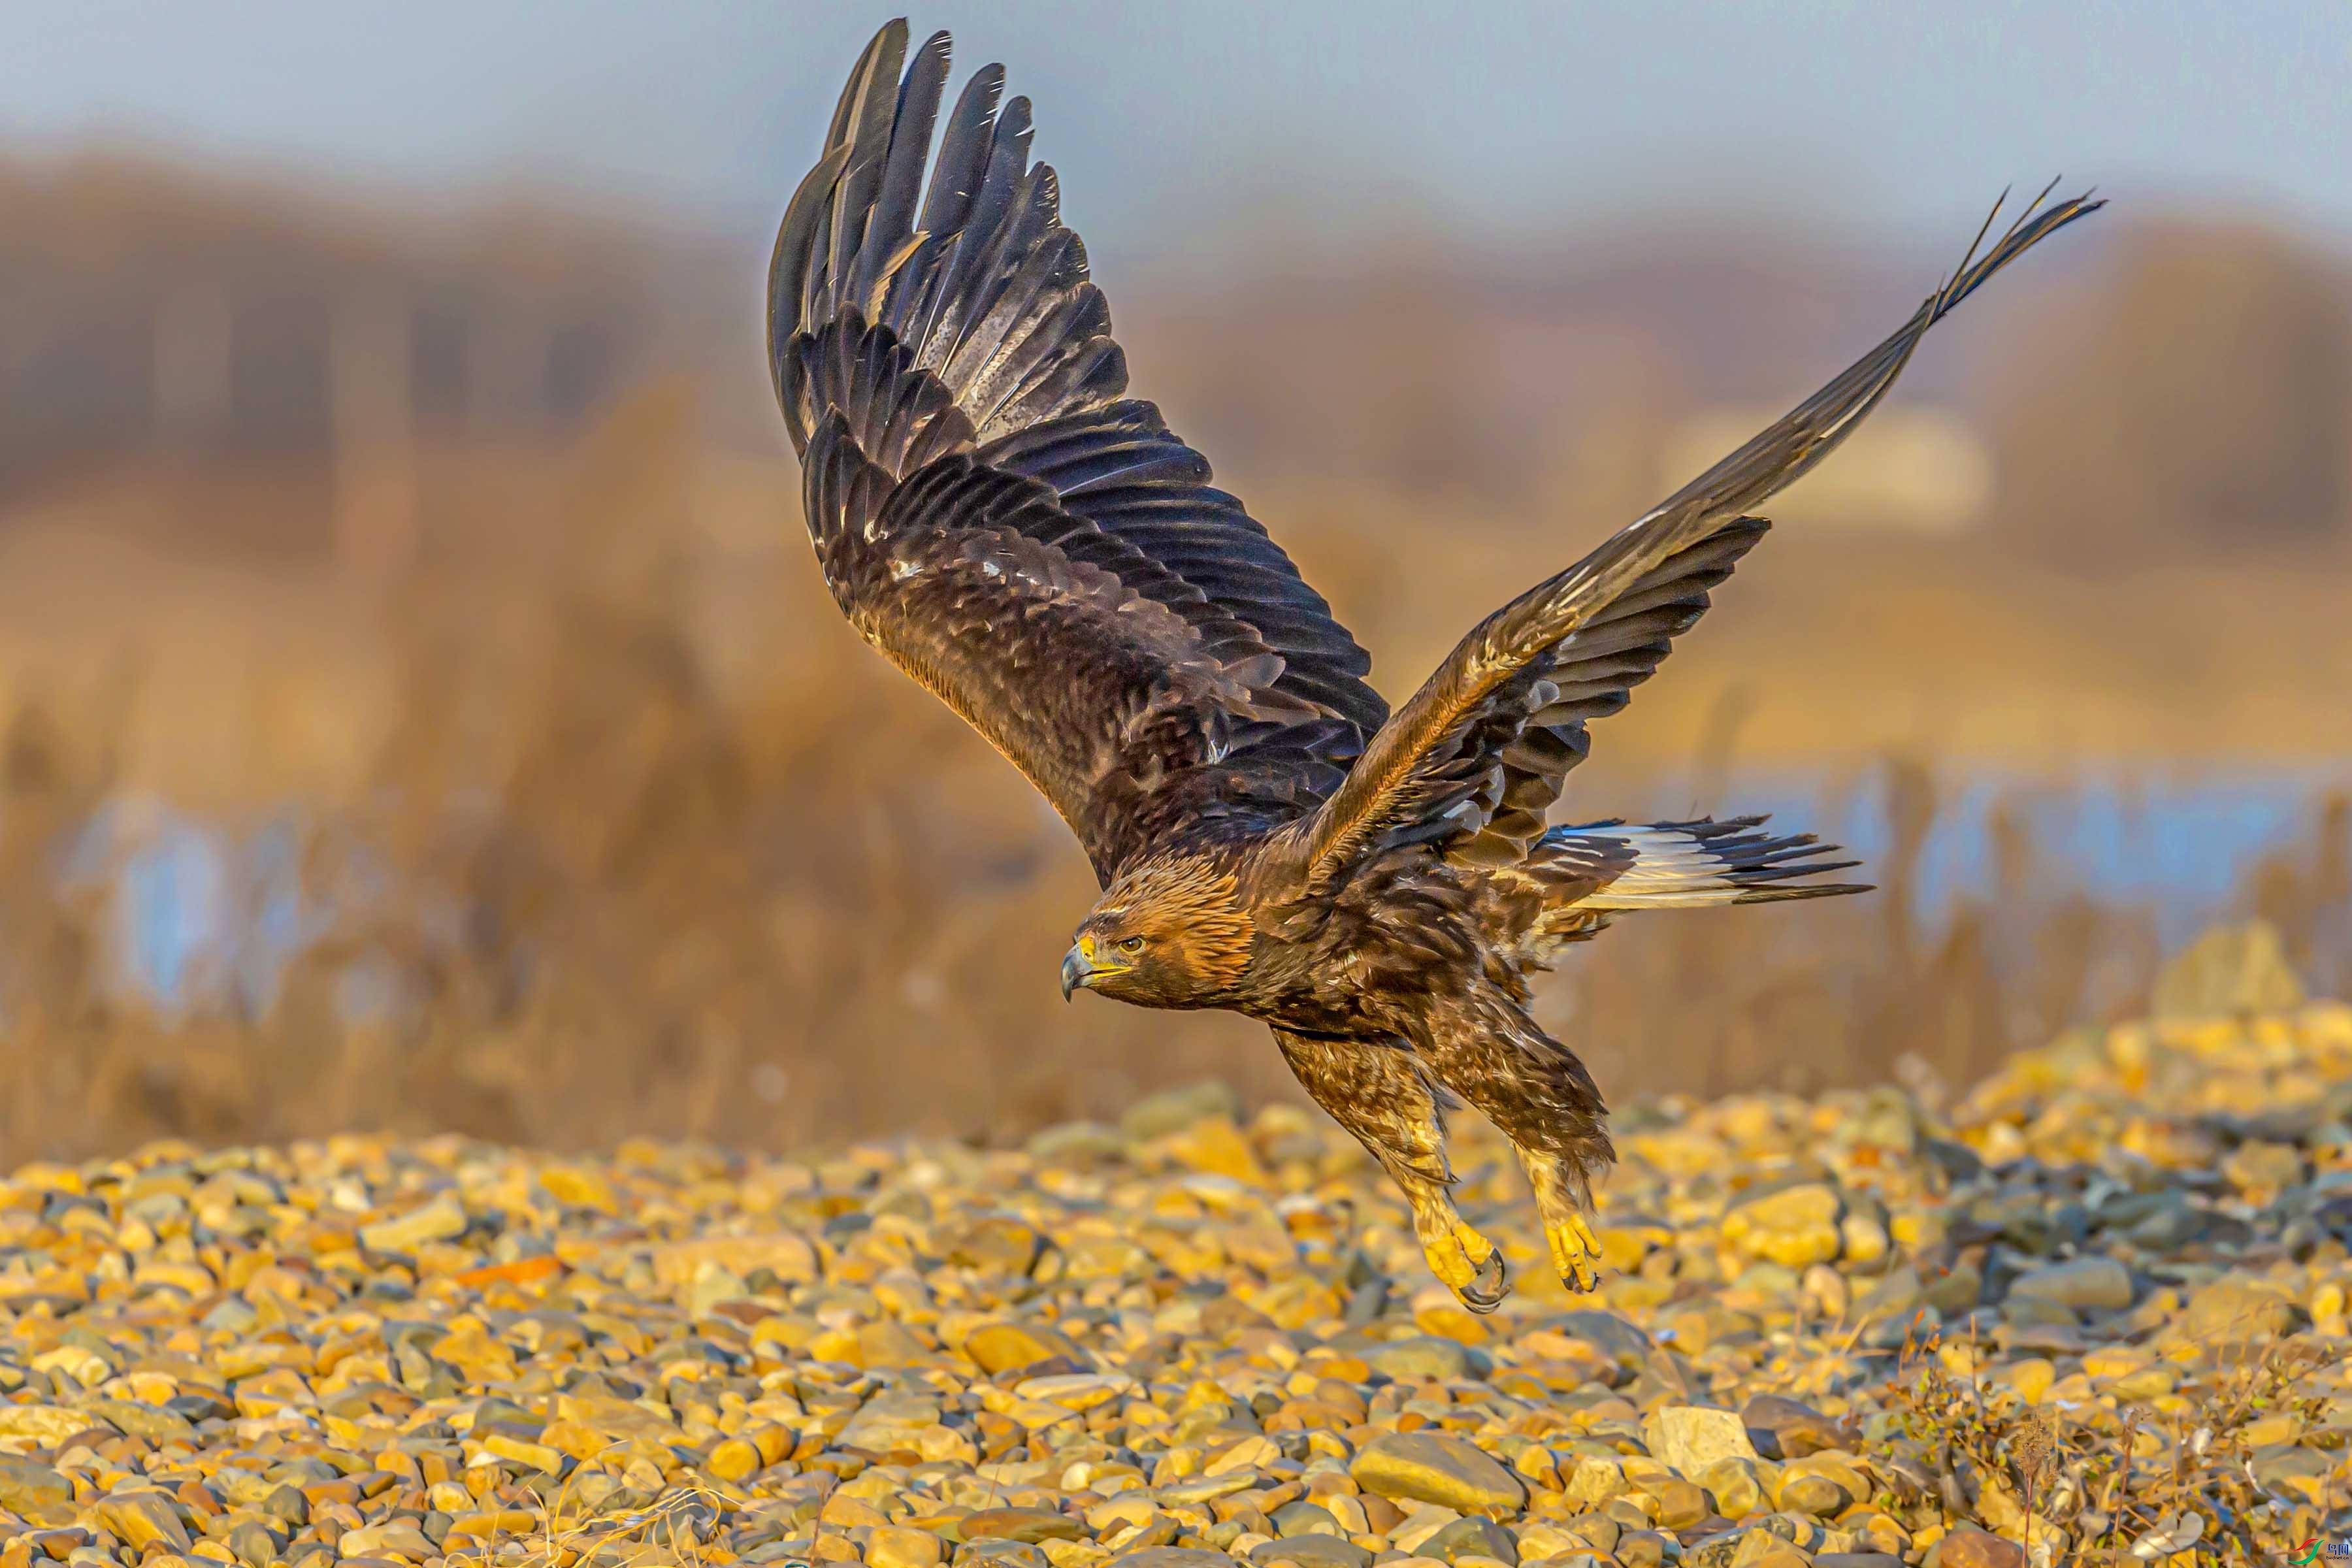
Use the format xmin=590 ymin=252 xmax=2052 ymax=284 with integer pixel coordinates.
xmin=706 ymin=1437 xmax=762 ymax=1482
xmin=1411 ymin=1297 xmax=1492 ymax=1345
xmin=964 ymin=1322 xmax=1083 ymax=1374
xmin=2082 ymin=1345 xmax=2147 ymax=1379
xmin=1840 ymin=1213 xmax=1889 ymax=1265
xmin=97 ymin=1496 xmax=191 ymax=1554
xmin=479 ymin=1433 xmax=564 ymax=1473
xmin=538 ymin=1166 xmax=618 ymax=1212
xmin=1166 ymin=1117 xmax=1267 ymax=1184
xmin=866 ymin=1526 xmax=943 ymax=1568
xmin=1992 ymin=1357 xmax=2055 ymax=1405
xmin=643 ymin=1233 xmax=819 ymax=1288
xmin=817 ymin=1494 xmax=889 ymax=1528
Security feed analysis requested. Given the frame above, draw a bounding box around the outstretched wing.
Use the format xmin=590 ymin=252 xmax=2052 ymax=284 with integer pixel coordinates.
xmin=773 ymin=22 xmax=1386 ymax=883
xmin=1285 ymin=185 xmax=2104 ymax=883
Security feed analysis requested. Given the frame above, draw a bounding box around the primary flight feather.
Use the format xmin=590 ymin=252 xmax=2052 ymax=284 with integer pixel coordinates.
xmin=770 ymin=19 xmax=2100 ymax=1307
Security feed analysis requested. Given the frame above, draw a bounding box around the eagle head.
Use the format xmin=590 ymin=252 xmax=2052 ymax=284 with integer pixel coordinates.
xmin=1061 ymin=856 xmax=1252 ymax=1007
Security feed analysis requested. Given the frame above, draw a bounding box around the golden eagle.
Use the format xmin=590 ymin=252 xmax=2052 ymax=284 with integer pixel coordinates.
xmin=770 ymin=21 xmax=2098 ymax=1307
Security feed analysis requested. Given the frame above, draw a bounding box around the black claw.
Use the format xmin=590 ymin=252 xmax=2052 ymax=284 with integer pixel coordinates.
xmin=1457 ymin=1249 xmax=1510 ymax=1314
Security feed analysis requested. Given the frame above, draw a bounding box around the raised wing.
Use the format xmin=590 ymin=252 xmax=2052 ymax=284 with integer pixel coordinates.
xmin=1286 ymin=185 xmax=2104 ymax=884
xmin=772 ymin=22 xmax=1386 ymax=882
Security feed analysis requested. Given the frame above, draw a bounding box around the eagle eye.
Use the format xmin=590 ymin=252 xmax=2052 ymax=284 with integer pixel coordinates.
xmin=1118 ymin=936 xmax=1146 ymax=954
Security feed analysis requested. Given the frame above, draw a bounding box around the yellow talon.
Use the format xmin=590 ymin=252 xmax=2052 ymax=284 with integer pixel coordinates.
xmin=1452 ymin=1220 xmax=1495 ymax=1270
xmin=1416 ymin=1218 xmax=1510 ymax=1312
xmin=1547 ymin=1213 xmax=1603 ymax=1294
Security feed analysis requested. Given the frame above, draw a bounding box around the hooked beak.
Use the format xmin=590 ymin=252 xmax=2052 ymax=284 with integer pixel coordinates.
xmin=1060 ymin=943 xmax=1092 ymax=1001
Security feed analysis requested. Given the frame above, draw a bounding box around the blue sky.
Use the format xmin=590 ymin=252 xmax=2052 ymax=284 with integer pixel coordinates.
xmin=4 ymin=1 xmax=2346 ymax=272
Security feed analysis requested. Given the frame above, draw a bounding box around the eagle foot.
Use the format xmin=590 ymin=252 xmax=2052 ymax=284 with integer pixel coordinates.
xmin=1420 ymin=1222 xmax=1511 ymax=1313
xmin=1457 ymin=1247 xmax=1510 ymax=1315
xmin=1547 ymin=1213 xmax=1603 ymax=1295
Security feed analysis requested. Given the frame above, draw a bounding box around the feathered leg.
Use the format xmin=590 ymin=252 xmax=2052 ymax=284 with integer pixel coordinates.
xmin=1272 ymin=1030 xmax=1508 ymax=1313
xmin=1416 ymin=986 xmax=1616 ymax=1295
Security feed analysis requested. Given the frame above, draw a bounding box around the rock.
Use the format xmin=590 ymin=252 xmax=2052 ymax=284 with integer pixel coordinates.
xmin=1247 ymin=1537 xmax=1374 ymax=1568
xmin=359 ymin=1193 xmax=468 ymax=1252
xmin=0 ymin=1457 xmax=71 ymax=1514
xmin=1352 ymin=1432 xmax=1527 ymax=1518
xmin=868 ymin=1526 xmax=946 ymax=1568
xmin=2181 ymin=1277 xmax=2296 ymax=1343
xmin=1777 ymin=1473 xmax=1852 ymax=1518
xmin=1391 ymin=1509 xmax=1467 ymax=1554
xmin=1739 ymin=1395 xmax=1850 ymax=1461
xmin=1814 ymin=1558 xmax=1905 ymax=1568
xmin=1646 ymin=1477 xmax=1710 ymax=1530
xmin=1419 ymin=1516 xmax=1519 ymax=1565
xmin=1722 ymin=1183 xmax=1843 ymax=1267
xmin=0 ymin=1407 xmax=101 ymax=1446
xmin=1695 ymin=1457 xmax=1765 ymax=1518
xmin=78 ymin=1398 xmax=195 ymax=1442
xmin=1923 ymin=1527 xmax=2025 ymax=1568
xmin=966 ymin=1320 xmax=1085 ymax=1373
xmin=95 ymin=1495 xmax=192 ymax=1554
xmin=1268 ymin=1501 xmax=1342 ymax=1537
xmin=226 ymin=1520 xmax=280 ymax=1568
xmin=944 ymin=1214 xmax=1046 ymax=1275
xmin=339 ymin=1523 xmax=438 ymax=1561
xmin=1543 ymin=1310 xmax=1652 ymax=1367
xmin=706 ymin=1435 xmax=762 ymax=1481
xmin=1641 ymin=1405 xmax=1757 ymax=1476
xmin=1119 ymin=1081 xmax=1243 ymax=1140
xmin=1107 ymin=1553 xmax=1237 ymax=1568
xmin=1615 ymin=1531 xmax=1671 ymax=1568
xmin=963 ymin=1510 xmax=1087 ymax=1545
xmin=2005 ymin=1256 xmax=2132 ymax=1313
xmin=1682 ymin=1529 xmax=1754 ymax=1568
xmin=1369 ymin=1335 xmax=1473 ymax=1382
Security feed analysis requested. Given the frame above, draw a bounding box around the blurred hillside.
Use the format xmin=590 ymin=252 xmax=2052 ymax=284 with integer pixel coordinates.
xmin=0 ymin=152 xmax=2348 ymax=1163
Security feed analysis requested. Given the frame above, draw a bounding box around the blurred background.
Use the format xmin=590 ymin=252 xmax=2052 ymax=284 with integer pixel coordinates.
xmin=0 ymin=1 xmax=2348 ymax=1163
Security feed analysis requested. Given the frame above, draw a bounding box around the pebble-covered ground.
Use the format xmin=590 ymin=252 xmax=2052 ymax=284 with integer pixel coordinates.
xmin=0 ymin=999 xmax=2345 ymax=1568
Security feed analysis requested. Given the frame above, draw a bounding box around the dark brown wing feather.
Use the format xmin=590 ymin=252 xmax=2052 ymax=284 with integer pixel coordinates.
xmin=773 ymin=22 xmax=1384 ymax=881
xmin=1286 ymin=184 xmax=2104 ymax=884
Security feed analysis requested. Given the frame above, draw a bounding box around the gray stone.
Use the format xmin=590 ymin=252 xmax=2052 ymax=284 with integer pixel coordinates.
xmin=1420 ymin=1516 xmax=1519 ymax=1565
xmin=1739 ymin=1394 xmax=1851 ymax=1460
xmin=1368 ymin=1335 xmax=1471 ymax=1382
xmin=1248 ymin=1537 xmax=1373 ymax=1568
xmin=1641 ymin=1404 xmax=1757 ymax=1475
xmin=1269 ymin=1501 xmax=1343 ymax=1537
xmin=1544 ymin=1309 xmax=1652 ymax=1368
xmin=227 ymin=1521 xmax=282 ymax=1568
xmin=2005 ymin=1256 xmax=2132 ymax=1313
xmin=0 ymin=1456 xmax=71 ymax=1516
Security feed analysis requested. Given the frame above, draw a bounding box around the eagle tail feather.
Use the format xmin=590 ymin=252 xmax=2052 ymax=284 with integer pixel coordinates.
xmin=1534 ymin=815 xmax=1872 ymax=911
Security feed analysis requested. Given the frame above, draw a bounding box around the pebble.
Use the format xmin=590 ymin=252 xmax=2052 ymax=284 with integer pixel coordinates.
xmin=1641 ymin=1406 xmax=1756 ymax=1475
xmin=0 ymin=975 xmax=2340 ymax=1568
xmin=1352 ymin=1433 xmax=1526 ymax=1518
xmin=2002 ymin=1256 xmax=2132 ymax=1313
